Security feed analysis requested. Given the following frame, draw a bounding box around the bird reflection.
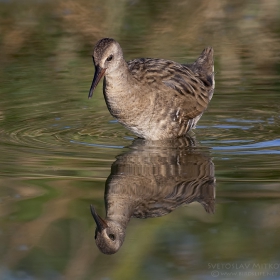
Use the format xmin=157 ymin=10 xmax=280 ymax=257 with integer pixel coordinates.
xmin=91 ymin=137 xmax=215 ymax=254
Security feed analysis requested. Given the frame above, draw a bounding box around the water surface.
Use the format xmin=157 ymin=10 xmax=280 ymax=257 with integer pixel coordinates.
xmin=0 ymin=1 xmax=280 ymax=279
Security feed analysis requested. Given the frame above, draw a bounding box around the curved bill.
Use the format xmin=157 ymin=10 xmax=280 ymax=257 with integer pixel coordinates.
xmin=88 ymin=66 xmax=106 ymax=99
xmin=90 ymin=204 xmax=108 ymax=233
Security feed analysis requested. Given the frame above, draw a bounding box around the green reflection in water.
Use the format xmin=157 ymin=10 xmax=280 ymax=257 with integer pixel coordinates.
xmin=0 ymin=0 xmax=280 ymax=279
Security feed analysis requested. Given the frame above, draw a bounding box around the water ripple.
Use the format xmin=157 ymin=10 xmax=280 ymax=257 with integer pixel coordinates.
xmin=0 ymin=115 xmax=131 ymax=153
xmin=0 ymin=111 xmax=279 ymax=156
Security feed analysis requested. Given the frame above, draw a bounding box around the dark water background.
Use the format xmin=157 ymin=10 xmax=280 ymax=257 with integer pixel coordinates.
xmin=0 ymin=0 xmax=280 ymax=279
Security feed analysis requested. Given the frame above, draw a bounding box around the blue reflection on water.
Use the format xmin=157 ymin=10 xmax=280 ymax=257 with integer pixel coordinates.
xmin=211 ymin=139 xmax=280 ymax=154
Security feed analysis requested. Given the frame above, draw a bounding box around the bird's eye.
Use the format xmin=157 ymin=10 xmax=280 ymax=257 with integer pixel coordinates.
xmin=108 ymin=234 xmax=115 ymax=241
xmin=106 ymin=55 xmax=113 ymax=62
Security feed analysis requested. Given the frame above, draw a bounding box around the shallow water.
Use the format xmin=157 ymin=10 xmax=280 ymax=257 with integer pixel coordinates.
xmin=0 ymin=0 xmax=280 ymax=279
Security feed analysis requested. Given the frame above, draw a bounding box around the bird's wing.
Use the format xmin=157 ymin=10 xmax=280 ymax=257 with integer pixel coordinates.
xmin=132 ymin=176 xmax=215 ymax=218
xmin=127 ymin=58 xmax=210 ymax=119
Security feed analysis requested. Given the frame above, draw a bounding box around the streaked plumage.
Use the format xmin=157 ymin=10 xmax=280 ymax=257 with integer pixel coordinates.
xmin=88 ymin=38 xmax=215 ymax=140
xmin=90 ymin=137 xmax=216 ymax=254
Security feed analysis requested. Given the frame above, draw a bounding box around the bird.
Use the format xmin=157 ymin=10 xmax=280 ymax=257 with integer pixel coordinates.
xmin=88 ymin=38 xmax=215 ymax=141
xmin=90 ymin=137 xmax=216 ymax=254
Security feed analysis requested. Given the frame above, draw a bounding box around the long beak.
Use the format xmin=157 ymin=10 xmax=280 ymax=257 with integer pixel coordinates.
xmin=88 ymin=65 xmax=106 ymax=99
xmin=90 ymin=205 xmax=108 ymax=233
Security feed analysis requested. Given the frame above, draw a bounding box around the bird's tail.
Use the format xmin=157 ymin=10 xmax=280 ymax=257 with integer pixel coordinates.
xmin=191 ymin=47 xmax=214 ymax=76
xmin=189 ymin=47 xmax=215 ymax=100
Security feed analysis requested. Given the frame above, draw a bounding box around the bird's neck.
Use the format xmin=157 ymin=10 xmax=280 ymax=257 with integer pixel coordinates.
xmin=105 ymin=196 xmax=136 ymax=229
xmin=103 ymin=60 xmax=134 ymax=118
xmin=104 ymin=60 xmax=130 ymax=92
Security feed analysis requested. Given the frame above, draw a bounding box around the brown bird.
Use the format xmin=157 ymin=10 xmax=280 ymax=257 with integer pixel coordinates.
xmin=88 ymin=38 xmax=215 ymax=140
xmin=90 ymin=137 xmax=216 ymax=254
